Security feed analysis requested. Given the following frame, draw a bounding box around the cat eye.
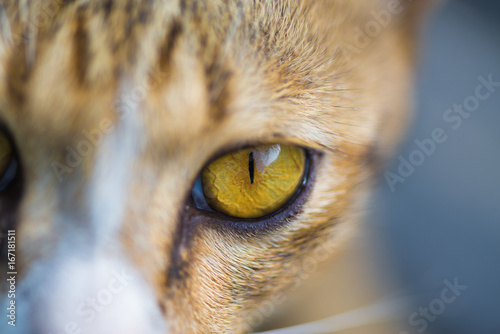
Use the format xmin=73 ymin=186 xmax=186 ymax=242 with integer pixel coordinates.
xmin=192 ymin=144 xmax=307 ymax=219
xmin=0 ymin=130 xmax=17 ymax=191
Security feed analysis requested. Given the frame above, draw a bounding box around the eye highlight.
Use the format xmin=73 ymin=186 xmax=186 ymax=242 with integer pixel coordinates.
xmin=196 ymin=144 xmax=306 ymax=219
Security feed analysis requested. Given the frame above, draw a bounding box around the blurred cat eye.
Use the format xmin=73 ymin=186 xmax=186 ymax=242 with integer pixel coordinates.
xmin=0 ymin=131 xmax=17 ymax=191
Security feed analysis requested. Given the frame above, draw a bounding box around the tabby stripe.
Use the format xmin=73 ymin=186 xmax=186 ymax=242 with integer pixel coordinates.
xmin=73 ymin=6 xmax=89 ymax=84
xmin=158 ymin=19 xmax=183 ymax=71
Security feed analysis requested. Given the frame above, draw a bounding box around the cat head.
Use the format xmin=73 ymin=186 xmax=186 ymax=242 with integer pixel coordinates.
xmin=0 ymin=1 xmax=433 ymax=333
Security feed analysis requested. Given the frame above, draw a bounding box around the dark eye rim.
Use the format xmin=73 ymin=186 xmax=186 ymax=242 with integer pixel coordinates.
xmin=0 ymin=125 xmax=21 ymax=194
xmin=0 ymin=123 xmax=23 ymax=254
xmin=189 ymin=148 xmax=320 ymax=236
xmin=0 ymin=159 xmax=19 ymax=191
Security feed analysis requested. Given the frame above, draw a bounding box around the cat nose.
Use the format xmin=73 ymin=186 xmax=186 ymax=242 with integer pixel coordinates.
xmin=5 ymin=250 xmax=168 ymax=334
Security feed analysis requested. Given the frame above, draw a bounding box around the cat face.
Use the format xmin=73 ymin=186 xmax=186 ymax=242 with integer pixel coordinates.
xmin=0 ymin=1 xmax=429 ymax=333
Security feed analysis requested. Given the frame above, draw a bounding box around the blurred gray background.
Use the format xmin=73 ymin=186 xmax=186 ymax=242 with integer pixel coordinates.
xmin=372 ymin=0 xmax=500 ymax=333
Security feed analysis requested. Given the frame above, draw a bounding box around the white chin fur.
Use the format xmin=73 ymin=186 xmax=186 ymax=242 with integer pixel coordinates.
xmin=2 ymin=250 xmax=167 ymax=334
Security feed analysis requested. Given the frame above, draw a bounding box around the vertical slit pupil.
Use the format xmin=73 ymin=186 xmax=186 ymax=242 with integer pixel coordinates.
xmin=249 ymin=152 xmax=255 ymax=184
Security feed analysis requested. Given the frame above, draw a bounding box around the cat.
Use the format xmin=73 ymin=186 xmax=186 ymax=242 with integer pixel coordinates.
xmin=0 ymin=1 xmax=432 ymax=333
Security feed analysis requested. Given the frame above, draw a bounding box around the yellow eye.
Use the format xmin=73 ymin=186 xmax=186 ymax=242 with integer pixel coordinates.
xmin=200 ymin=144 xmax=306 ymax=219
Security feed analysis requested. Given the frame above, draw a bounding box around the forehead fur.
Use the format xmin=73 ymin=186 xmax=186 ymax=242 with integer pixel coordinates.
xmin=0 ymin=0 xmax=398 ymax=147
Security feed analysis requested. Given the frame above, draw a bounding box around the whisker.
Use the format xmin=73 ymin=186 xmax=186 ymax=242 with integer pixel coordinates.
xmin=252 ymin=297 xmax=408 ymax=334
